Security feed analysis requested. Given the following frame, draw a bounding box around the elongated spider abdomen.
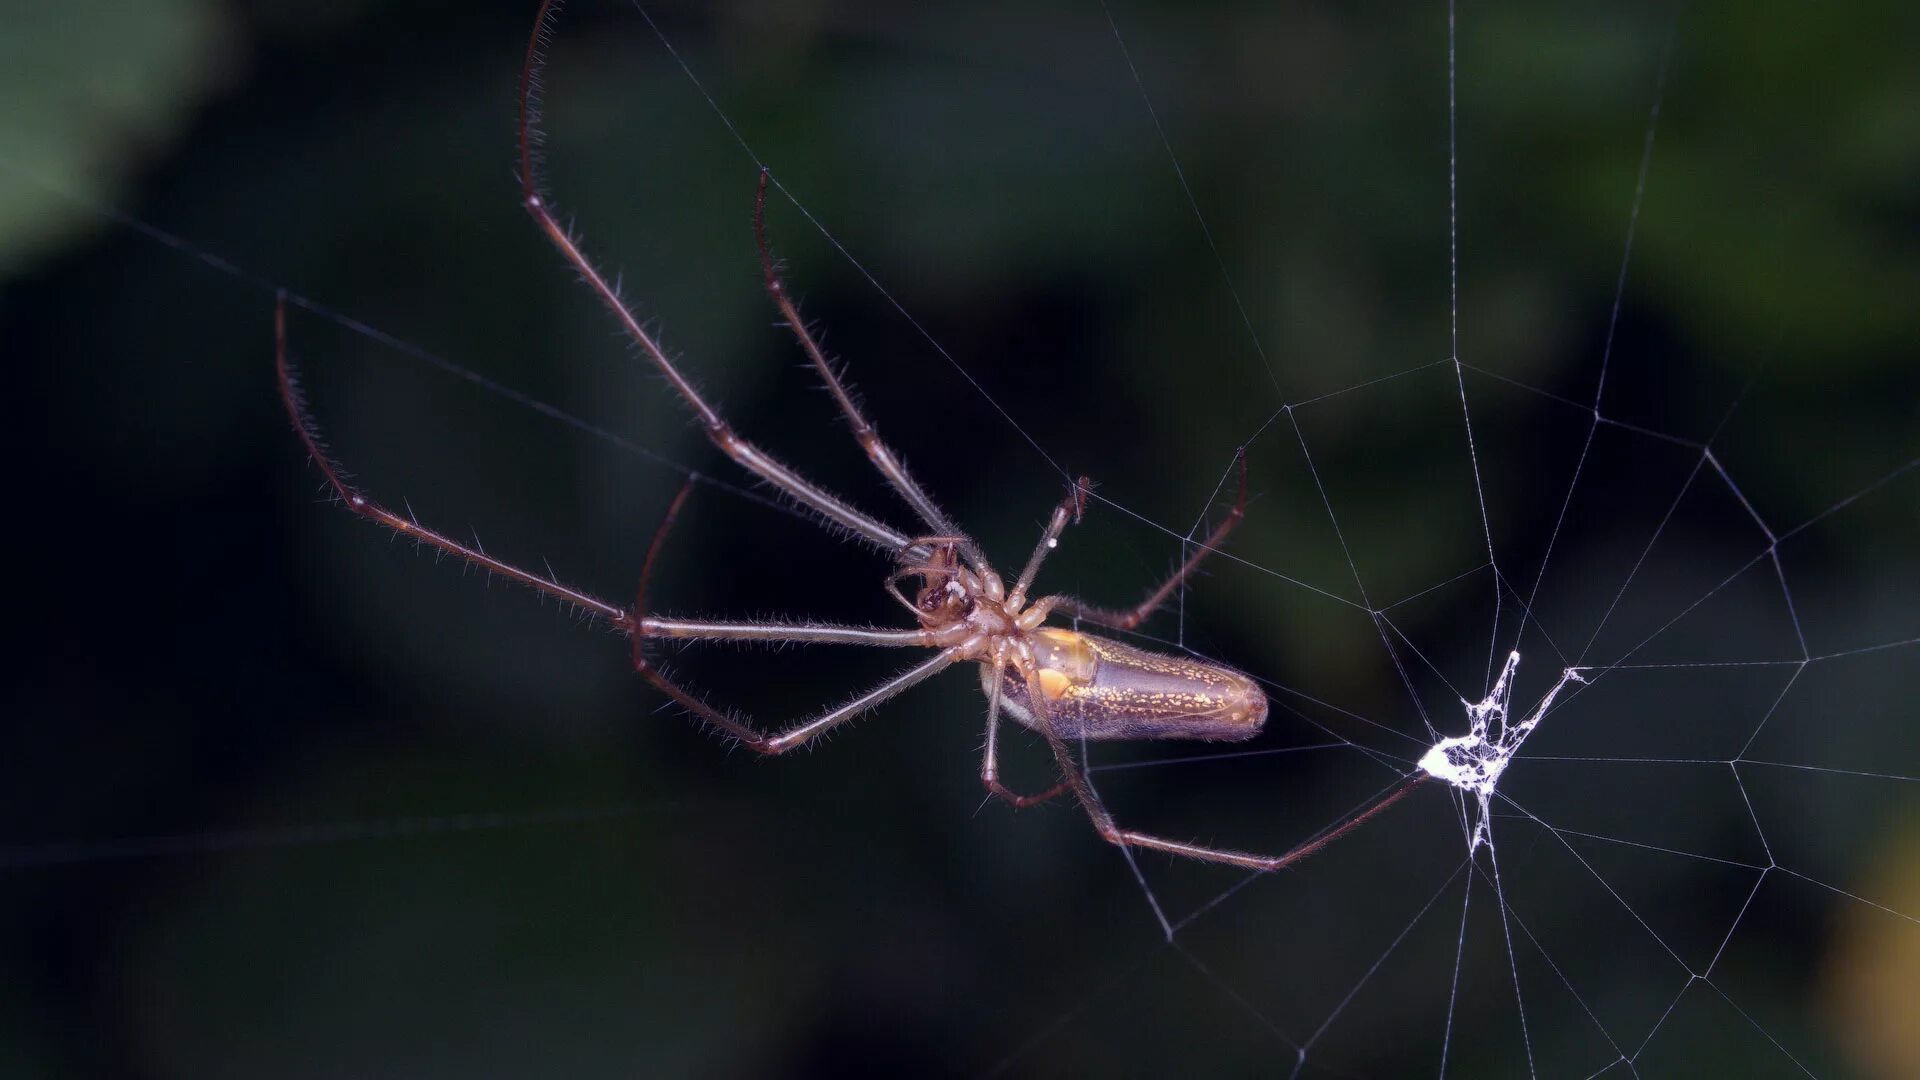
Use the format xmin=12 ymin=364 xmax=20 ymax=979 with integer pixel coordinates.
xmin=994 ymin=628 xmax=1267 ymax=742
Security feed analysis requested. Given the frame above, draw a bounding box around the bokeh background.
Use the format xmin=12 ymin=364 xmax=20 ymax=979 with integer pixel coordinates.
xmin=3 ymin=0 xmax=1916 ymax=1076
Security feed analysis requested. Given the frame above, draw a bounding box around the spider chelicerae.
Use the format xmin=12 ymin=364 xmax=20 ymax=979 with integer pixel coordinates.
xmin=274 ymin=0 xmax=1422 ymax=873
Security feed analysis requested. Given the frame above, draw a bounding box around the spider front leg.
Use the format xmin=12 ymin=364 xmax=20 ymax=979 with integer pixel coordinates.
xmin=752 ymin=171 xmax=983 ymax=568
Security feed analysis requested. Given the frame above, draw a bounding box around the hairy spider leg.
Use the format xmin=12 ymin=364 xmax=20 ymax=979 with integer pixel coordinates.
xmin=628 ymin=478 xmax=962 ymax=754
xmin=278 ymin=300 xmax=956 ymax=754
xmin=275 ymin=293 xmax=625 ymax=626
xmin=752 ymin=171 xmax=984 ymax=570
xmin=518 ymin=0 xmax=928 ymax=563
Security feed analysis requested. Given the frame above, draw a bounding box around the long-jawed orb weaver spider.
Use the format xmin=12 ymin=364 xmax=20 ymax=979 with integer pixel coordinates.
xmin=273 ymin=0 xmax=1424 ymax=873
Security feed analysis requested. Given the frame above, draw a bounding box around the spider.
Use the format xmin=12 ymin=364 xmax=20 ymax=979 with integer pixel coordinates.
xmin=273 ymin=0 xmax=1423 ymax=873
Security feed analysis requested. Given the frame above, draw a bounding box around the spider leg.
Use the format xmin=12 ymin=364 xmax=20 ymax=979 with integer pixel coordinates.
xmin=978 ymin=649 xmax=1072 ymax=808
xmin=1013 ymin=649 xmax=1423 ymax=872
xmin=626 ymin=477 xmax=957 ymax=751
xmin=283 ymin=318 xmax=931 ymax=656
xmin=1006 ymin=475 xmax=1092 ymax=610
xmin=641 ymin=619 xmax=939 ymax=647
xmin=1048 ymin=448 xmax=1249 ymax=632
xmin=1093 ymin=772 xmax=1426 ymax=872
xmin=752 ymin=171 xmax=982 ymax=567
xmin=633 ymin=648 xmax=959 ymax=754
xmin=516 ymin=7 xmax=925 ymax=562
xmin=633 ymin=480 xmax=937 ymax=649
xmin=276 ymin=294 xmax=630 ymax=627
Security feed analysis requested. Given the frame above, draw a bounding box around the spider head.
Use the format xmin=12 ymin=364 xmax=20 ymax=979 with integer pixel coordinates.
xmin=891 ymin=539 xmax=976 ymax=630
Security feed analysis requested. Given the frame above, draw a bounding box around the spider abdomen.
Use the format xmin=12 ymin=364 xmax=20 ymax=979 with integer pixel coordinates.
xmin=993 ymin=628 xmax=1267 ymax=742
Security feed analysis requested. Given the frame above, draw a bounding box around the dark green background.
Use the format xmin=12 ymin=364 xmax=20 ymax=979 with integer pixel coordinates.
xmin=3 ymin=1 xmax=1916 ymax=1076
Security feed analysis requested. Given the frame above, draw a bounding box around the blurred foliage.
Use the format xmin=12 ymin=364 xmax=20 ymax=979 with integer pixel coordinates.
xmin=2 ymin=0 xmax=1915 ymax=1076
xmin=0 ymin=0 xmax=232 ymax=274
xmin=1822 ymin=814 xmax=1920 ymax=1080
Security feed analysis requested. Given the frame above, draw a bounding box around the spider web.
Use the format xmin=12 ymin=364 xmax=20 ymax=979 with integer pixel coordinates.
xmin=959 ymin=4 xmax=1919 ymax=1076
xmin=0 ymin=0 xmax=1914 ymax=1076
xmin=593 ymin=4 xmax=1920 ymax=1069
